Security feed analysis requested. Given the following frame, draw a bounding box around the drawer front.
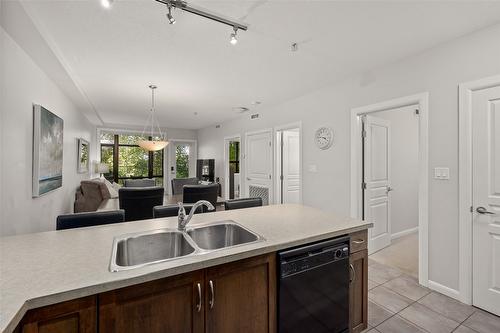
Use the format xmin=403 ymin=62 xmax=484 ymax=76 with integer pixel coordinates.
xmin=350 ymin=230 xmax=367 ymax=253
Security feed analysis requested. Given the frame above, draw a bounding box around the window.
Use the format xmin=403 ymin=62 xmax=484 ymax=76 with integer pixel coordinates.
xmin=229 ymin=141 xmax=240 ymax=174
xmin=100 ymin=132 xmax=164 ymax=186
xmin=175 ymin=144 xmax=190 ymax=178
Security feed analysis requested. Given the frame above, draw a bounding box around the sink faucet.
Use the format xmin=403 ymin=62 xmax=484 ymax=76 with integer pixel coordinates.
xmin=178 ymin=200 xmax=215 ymax=231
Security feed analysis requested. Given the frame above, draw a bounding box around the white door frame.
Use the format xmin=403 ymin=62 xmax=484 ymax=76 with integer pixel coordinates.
xmin=458 ymin=74 xmax=500 ymax=305
xmin=165 ymin=139 xmax=198 ymax=194
xmin=350 ymin=92 xmax=429 ymax=287
xmin=244 ymin=128 xmax=274 ymax=199
xmin=223 ymin=134 xmax=241 ymax=200
xmin=274 ymin=122 xmax=303 ymax=204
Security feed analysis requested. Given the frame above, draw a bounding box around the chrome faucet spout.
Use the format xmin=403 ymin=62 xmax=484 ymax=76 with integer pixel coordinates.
xmin=178 ymin=200 xmax=215 ymax=231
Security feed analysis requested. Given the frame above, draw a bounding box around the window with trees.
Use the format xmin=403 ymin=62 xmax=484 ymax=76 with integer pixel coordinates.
xmin=229 ymin=141 xmax=240 ymax=174
xmin=100 ymin=132 xmax=164 ymax=186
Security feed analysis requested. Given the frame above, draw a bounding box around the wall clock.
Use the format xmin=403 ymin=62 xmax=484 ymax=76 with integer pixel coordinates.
xmin=315 ymin=127 xmax=334 ymax=150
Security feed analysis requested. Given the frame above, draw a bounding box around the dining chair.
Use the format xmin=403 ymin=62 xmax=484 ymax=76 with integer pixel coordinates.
xmin=224 ymin=197 xmax=263 ymax=210
xmin=124 ymin=178 xmax=156 ymax=187
xmin=153 ymin=204 xmax=203 ymax=218
xmin=183 ymin=184 xmax=218 ymax=211
xmin=119 ymin=187 xmax=164 ymax=221
xmin=56 ymin=210 xmax=125 ymax=230
xmin=171 ymin=177 xmax=199 ymax=195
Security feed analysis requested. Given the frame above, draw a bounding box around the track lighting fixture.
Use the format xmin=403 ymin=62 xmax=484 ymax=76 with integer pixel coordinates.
xmin=230 ymin=27 xmax=238 ymax=45
xmin=166 ymin=4 xmax=176 ymax=24
xmin=101 ymin=0 xmax=248 ymax=42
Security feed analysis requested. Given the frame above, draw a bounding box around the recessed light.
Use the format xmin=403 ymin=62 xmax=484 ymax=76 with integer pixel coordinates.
xmin=101 ymin=0 xmax=114 ymax=9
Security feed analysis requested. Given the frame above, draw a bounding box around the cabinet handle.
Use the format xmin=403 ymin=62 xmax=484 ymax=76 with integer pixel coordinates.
xmin=349 ymin=264 xmax=356 ymax=283
xmin=209 ymin=280 xmax=215 ymax=309
xmin=196 ymin=283 xmax=202 ymax=312
xmin=352 ymin=239 xmax=365 ymax=244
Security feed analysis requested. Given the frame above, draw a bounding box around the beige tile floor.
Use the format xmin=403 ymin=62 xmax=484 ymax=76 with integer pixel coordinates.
xmin=369 ymin=232 xmax=419 ymax=278
xmin=363 ymin=259 xmax=500 ymax=333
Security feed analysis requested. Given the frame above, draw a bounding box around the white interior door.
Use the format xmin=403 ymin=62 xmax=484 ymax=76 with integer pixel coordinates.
xmin=245 ymin=130 xmax=273 ymax=205
xmin=364 ymin=115 xmax=392 ymax=254
xmin=282 ymin=130 xmax=300 ymax=204
xmin=472 ymin=86 xmax=500 ymax=315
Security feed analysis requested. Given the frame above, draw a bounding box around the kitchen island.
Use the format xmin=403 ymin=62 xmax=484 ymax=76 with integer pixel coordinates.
xmin=0 ymin=204 xmax=371 ymax=333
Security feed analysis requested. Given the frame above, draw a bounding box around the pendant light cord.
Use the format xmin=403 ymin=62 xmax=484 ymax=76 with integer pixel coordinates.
xmin=140 ymin=85 xmax=166 ymax=141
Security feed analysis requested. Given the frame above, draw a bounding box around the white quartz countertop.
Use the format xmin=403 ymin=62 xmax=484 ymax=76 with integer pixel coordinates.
xmin=0 ymin=204 xmax=371 ymax=333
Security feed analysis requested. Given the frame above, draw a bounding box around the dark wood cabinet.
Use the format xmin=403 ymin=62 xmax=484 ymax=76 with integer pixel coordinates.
xmin=349 ymin=242 xmax=368 ymax=333
xmin=17 ymin=296 xmax=96 ymax=333
xmin=205 ymin=254 xmax=276 ymax=333
xmin=99 ymin=270 xmax=204 ymax=333
xmin=98 ymin=254 xmax=275 ymax=333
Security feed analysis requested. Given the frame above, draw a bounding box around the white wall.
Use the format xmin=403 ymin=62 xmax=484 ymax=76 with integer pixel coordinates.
xmin=0 ymin=28 xmax=97 ymax=236
xmin=373 ymin=106 xmax=419 ymax=236
xmin=198 ymin=23 xmax=500 ymax=293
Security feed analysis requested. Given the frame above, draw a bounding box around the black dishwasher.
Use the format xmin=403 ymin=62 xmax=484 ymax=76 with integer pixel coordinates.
xmin=278 ymin=236 xmax=350 ymax=333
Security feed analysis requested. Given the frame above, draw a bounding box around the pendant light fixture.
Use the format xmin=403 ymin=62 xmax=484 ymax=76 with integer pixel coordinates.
xmin=138 ymin=85 xmax=169 ymax=151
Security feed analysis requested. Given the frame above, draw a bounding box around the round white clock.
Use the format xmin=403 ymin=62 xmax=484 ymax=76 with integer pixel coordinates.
xmin=315 ymin=127 xmax=334 ymax=150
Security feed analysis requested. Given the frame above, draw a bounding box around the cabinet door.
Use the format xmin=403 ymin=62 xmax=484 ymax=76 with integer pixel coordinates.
xmin=99 ymin=270 xmax=204 ymax=333
xmin=350 ymin=249 xmax=368 ymax=333
xmin=19 ymin=296 xmax=96 ymax=333
xmin=205 ymin=253 xmax=276 ymax=333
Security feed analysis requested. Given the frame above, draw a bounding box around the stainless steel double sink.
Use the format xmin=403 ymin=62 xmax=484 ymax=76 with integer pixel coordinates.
xmin=109 ymin=220 xmax=264 ymax=272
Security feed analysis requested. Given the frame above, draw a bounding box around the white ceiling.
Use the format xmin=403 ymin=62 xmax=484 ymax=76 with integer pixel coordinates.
xmin=21 ymin=0 xmax=500 ymax=129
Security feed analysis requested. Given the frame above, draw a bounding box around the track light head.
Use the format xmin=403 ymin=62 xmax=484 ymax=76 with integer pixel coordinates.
xmin=166 ymin=5 xmax=176 ymax=24
xmin=230 ymin=27 xmax=238 ymax=45
xmin=101 ymin=0 xmax=114 ymax=9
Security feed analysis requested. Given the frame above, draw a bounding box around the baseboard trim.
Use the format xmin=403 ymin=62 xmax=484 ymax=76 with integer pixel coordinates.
xmin=428 ymin=280 xmax=461 ymax=301
xmin=391 ymin=227 xmax=418 ymax=240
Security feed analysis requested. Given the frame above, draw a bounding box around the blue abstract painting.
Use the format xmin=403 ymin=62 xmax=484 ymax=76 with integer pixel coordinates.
xmin=33 ymin=105 xmax=64 ymax=197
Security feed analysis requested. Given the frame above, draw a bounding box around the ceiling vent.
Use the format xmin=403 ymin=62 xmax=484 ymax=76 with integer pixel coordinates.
xmin=233 ymin=107 xmax=250 ymax=113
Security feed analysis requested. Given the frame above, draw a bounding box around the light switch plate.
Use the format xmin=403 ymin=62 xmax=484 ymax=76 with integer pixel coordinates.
xmin=434 ymin=167 xmax=450 ymax=180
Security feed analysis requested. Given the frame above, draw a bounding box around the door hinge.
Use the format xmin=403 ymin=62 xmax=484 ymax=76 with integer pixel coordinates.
xmin=470 ymin=206 xmax=473 ymax=213
xmin=362 ymin=130 xmax=367 ymax=138
xmin=269 ymin=141 xmax=272 ymax=147
xmin=280 ymin=175 xmax=284 ymax=181
xmin=362 ymin=182 xmax=367 ymax=190
xmin=269 ymin=174 xmax=272 ymax=179
xmin=415 ymin=109 xmax=420 ymax=116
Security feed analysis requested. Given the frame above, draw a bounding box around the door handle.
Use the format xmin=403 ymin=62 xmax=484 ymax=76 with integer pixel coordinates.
xmin=349 ymin=264 xmax=355 ymax=283
xmin=196 ymin=283 xmax=202 ymax=312
xmin=476 ymin=207 xmax=495 ymax=215
xmin=209 ymin=280 xmax=215 ymax=309
xmin=386 ymin=186 xmax=394 ymax=193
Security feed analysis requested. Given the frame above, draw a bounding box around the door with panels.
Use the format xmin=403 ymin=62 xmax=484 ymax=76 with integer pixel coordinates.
xmin=282 ymin=130 xmax=300 ymax=204
xmin=471 ymin=85 xmax=500 ymax=315
xmin=363 ymin=115 xmax=392 ymax=254
xmin=245 ymin=130 xmax=273 ymax=205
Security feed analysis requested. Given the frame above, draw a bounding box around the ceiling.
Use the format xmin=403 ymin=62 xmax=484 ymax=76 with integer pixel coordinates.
xmin=21 ymin=0 xmax=500 ymax=129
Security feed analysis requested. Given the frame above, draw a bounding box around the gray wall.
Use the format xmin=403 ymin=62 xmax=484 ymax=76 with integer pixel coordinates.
xmin=197 ymin=23 xmax=500 ymax=293
xmin=0 ymin=27 xmax=97 ymax=236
